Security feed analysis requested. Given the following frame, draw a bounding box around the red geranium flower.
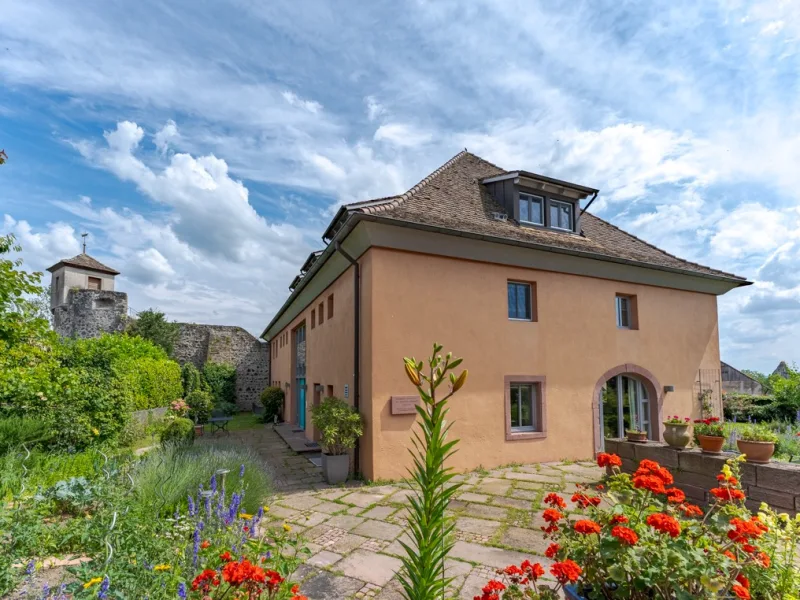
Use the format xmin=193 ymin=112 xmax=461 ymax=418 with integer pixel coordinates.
xmin=571 ymin=493 xmax=602 ymax=508
xmin=711 ymin=487 xmax=746 ymax=502
xmin=574 ymin=520 xmax=602 ymax=535
xmin=222 ymin=560 xmax=268 ymax=587
xmin=731 ymin=584 xmax=751 ymax=599
xmin=755 ymin=552 xmax=771 ymax=568
xmin=728 ymin=517 xmax=768 ymax=544
xmin=610 ymin=514 xmax=629 ymax=525
xmin=611 ymin=525 xmax=638 ymax=545
xmin=200 ymin=540 xmax=210 ymax=549
xmin=191 ymin=569 xmax=220 ymax=592
xmin=482 ymin=580 xmax=506 ymax=594
xmin=544 ymin=543 xmax=560 ymax=558
xmin=678 ymin=503 xmax=704 ymax=518
xmin=664 ymin=487 xmax=686 ymax=504
xmin=633 ymin=474 xmax=666 ymax=495
xmin=543 ymin=508 xmax=564 ymax=523
xmin=543 ymin=493 xmax=566 ymax=509
xmin=646 ymin=513 xmax=681 ymax=537
xmin=596 ymin=453 xmax=622 ymax=468
xmin=219 ymin=551 xmax=233 ymax=562
xmin=736 ymin=574 xmax=750 ymax=589
xmin=520 ymin=560 xmax=545 ymax=580
xmin=550 ymin=559 xmax=582 ymax=584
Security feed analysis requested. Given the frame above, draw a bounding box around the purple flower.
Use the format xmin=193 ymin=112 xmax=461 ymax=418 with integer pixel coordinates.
xmin=257 ymin=505 xmax=263 ymax=519
xmin=210 ymin=474 xmax=217 ymax=493
xmin=177 ymin=582 xmax=187 ymax=599
xmin=192 ymin=527 xmax=201 ymax=567
xmin=239 ymin=464 xmax=245 ymax=478
xmin=97 ymin=576 xmax=109 ymax=599
xmin=26 ymin=560 xmax=35 ymax=575
xmin=187 ymin=495 xmax=196 ymax=517
xmin=40 ymin=583 xmax=49 ymax=599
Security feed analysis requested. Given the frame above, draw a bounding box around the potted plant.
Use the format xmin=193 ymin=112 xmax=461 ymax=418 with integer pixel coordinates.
xmin=737 ymin=425 xmax=778 ymax=464
xmin=693 ymin=417 xmax=724 ymax=453
xmin=625 ymin=429 xmax=648 ymax=443
xmin=662 ymin=415 xmax=691 ymax=450
xmin=474 ymin=453 xmax=775 ymax=599
xmin=310 ymin=396 xmax=364 ymax=484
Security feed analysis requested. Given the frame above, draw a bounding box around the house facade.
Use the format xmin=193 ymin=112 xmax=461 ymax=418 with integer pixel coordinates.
xmin=263 ymin=152 xmax=749 ymax=481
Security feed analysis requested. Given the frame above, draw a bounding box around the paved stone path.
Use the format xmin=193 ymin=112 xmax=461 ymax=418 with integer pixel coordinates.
xmin=219 ymin=426 xmax=603 ymax=599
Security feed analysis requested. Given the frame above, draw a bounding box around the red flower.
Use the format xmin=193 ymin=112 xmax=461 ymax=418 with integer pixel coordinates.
xmin=544 ymin=543 xmax=560 ymax=559
xmin=633 ymin=474 xmax=666 ymax=495
xmin=191 ymin=569 xmax=220 ymax=592
xmin=482 ymin=580 xmax=506 ymax=594
xmin=200 ymin=540 xmax=210 ymax=549
xmin=219 ymin=551 xmax=233 ymax=562
xmin=520 ymin=560 xmax=545 ymax=580
xmin=550 ymin=559 xmax=582 ymax=584
xmin=541 ymin=523 xmax=559 ymax=534
xmin=543 ymin=508 xmax=564 ymax=523
xmin=611 ymin=525 xmax=639 ymax=545
xmin=574 ymin=520 xmax=602 ymax=535
xmin=731 ymin=584 xmax=751 ymax=599
xmin=571 ymin=493 xmax=601 ymax=508
xmin=610 ymin=514 xmax=629 ymax=525
xmin=664 ymin=487 xmax=686 ymax=504
xmin=222 ymin=560 xmax=268 ymax=587
xmin=722 ymin=550 xmax=737 ymax=561
xmin=595 ymin=484 xmax=604 ymax=490
xmin=736 ymin=574 xmax=750 ymax=589
xmin=755 ymin=552 xmax=771 ymax=568
xmin=543 ymin=493 xmax=566 ymax=508
xmin=678 ymin=503 xmax=704 ymax=518
xmin=711 ymin=487 xmax=746 ymax=502
xmin=716 ymin=473 xmax=739 ymax=486
xmin=727 ymin=517 xmax=768 ymax=544
xmin=596 ymin=453 xmax=622 ymax=468
xmin=646 ymin=513 xmax=681 ymax=537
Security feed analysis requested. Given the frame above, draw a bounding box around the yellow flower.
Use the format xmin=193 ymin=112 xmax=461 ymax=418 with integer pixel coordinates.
xmin=240 ymin=513 xmax=253 ymax=520
xmin=262 ymin=506 xmax=270 ymax=512
xmin=83 ymin=577 xmax=103 ymax=589
xmin=153 ymin=564 xmax=171 ymax=571
xmin=282 ymin=523 xmax=292 ymax=532
xmin=91 ymin=427 xmax=100 ymax=436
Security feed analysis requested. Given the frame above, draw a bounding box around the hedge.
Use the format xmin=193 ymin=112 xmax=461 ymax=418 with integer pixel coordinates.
xmin=117 ymin=357 xmax=183 ymax=411
xmin=203 ymin=362 xmax=236 ymax=405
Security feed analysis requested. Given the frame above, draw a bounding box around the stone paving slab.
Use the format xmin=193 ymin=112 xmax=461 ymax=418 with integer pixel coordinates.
xmin=337 ymin=549 xmax=403 ymax=586
xmin=324 ymin=514 xmax=365 ymax=531
xmin=341 ymin=490 xmax=395 ymax=508
xmin=301 ymin=571 xmax=365 ymax=599
xmin=361 ymin=505 xmax=397 ymax=520
xmin=307 ymin=550 xmax=343 ymax=568
xmin=352 ymin=519 xmax=404 ymax=541
xmin=455 ymin=516 xmax=503 ymax=536
xmin=449 ymin=540 xmax=533 ymax=569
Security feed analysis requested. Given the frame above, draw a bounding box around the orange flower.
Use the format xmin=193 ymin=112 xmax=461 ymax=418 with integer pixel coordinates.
xmin=731 ymin=584 xmax=751 ymax=599
xmin=571 ymin=493 xmax=602 ymax=508
xmin=596 ymin=453 xmax=622 ymax=468
xmin=550 ymin=559 xmax=582 ymax=584
xmin=634 ymin=460 xmax=674 ymax=486
xmin=574 ymin=520 xmax=602 ymax=535
xmin=722 ymin=550 xmax=737 ymax=561
xmin=633 ymin=474 xmax=666 ymax=495
xmin=543 ymin=509 xmax=564 ymax=523
xmin=544 ymin=543 xmax=560 ymax=559
xmin=219 ymin=551 xmax=233 ymax=562
xmin=610 ymin=514 xmax=629 ymax=525
xmin=191 ymin=569 xmax=220 ymax=592
xmin=543 ymin=493 xmax=566 ymax=509
xmin=664 ymin=488 xmax=685 ymax=504
xmin=520 ymin=560 xmax=545 ymax=580
xmin=222 ymin=560 xmax=268 ymax=586
xmin=646 ymin=513 xmax=681 ymax=537
xmin=728 ymin=517 xmax=768 ymax=544
xmin=736 ymin=574 xmax=750 ymax=589
xmin=611 ymin=525 xmax=638 ymax=545
xmin=678 ymin=503 xmax=704 ymax=518
xmin=200 ymin=540 xmax=210 ymax=549
xmin=711 ymin=487 xmax=746 ymax=502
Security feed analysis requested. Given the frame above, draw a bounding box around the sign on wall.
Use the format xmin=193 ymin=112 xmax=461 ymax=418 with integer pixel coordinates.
xmin=391 ymin=395 xmax=420 ymax=415
xmin=344 ymin=384 xmax=349 ymax=399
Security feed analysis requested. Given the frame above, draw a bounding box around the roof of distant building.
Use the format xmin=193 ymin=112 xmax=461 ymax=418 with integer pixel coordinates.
xmin=47 ymin=253 xmax=120 ymax=276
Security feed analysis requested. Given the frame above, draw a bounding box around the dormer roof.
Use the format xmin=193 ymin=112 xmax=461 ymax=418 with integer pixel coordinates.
xmin=47 ymin=252 xmax=120 ymax=276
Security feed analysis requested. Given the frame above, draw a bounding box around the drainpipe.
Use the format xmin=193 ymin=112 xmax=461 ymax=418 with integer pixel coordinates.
xmin=334 ymin=241 xmax=361 ymax=477
xmin=579 ymin=191 xmax=599 ymax=215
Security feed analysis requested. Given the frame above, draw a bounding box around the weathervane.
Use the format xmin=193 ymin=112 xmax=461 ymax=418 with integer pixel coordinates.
xmin=81 ymin=232 xmax=88 ymax=254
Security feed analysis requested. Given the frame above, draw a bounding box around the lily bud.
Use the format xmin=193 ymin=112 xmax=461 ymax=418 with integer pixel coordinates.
xmin=452 ymin=369 xmax=468 ymax=393
xmin=405 ymin=362 xmax=421 ymax=386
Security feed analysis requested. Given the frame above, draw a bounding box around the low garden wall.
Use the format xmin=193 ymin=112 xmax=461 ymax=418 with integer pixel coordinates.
xmin=131 ymin=406 xmax=168 ymax=424
xmin=604 ymin=438 xmax=800 ymax=515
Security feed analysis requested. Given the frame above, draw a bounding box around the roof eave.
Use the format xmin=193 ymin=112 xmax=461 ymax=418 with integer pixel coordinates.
xmin=481 ymin=171 xmax=599 ymax=195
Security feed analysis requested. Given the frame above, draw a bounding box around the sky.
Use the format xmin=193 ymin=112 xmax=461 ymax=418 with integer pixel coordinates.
xmin=1 ymin=0 xmax=799 ymax=373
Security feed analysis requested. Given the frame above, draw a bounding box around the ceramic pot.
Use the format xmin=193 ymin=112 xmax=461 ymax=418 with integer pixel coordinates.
xmin=663 ymin=423 xmax=691 ymax=449
xmin=697 ymin=434 xmax=724 ymax=454
xmin=737 ymin=440 xmax=775 ymax=464
xmin=321 ymin=453 xmax=350 ymax=484
xmin=194 ymin=424 xmax=204 ymax=437
xmin=626 ymin=431 xmax=648 ymax=443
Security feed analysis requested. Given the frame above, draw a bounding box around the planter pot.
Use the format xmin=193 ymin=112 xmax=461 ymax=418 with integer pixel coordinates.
xmin=663 ymin=423 xmax=691 ymax=450
xmin=321 ymin=453 xmax=350 ymax=484
xmin=626 ymin=431 xmax=648 ymax=443
xmin=737 ymin=440 xmax=775 ymax=464
xmin=194 ymin=425 xmax=204 ymax=437
xmin=697 ymin=434 xmax=724 ymax=454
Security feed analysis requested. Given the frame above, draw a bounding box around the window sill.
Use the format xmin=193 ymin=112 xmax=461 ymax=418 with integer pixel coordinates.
xmin=506 ymin=430 xmax=547 ymax=442
xmin=508 ymin=317 xmax=534 ymax=322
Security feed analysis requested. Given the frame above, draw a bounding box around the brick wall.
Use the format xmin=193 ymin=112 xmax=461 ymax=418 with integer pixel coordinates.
xmin=604 ymin=439 xmax=800 ymax=515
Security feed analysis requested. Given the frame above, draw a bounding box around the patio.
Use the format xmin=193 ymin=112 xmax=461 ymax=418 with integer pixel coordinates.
xmin=220 ymin=426 xmax=603 ymax=599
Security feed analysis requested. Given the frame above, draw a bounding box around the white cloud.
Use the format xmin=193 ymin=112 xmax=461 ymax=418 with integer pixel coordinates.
xmin=153 ymin=120 xmax=179 ymax=154
xmin=125 ymin=248 xmax=176 ymax=284
xmin=2 ymin=215 xmax=81 ymax=269
xmin=281 ymin=91 xmax=322 ymax=114
xmin=709 ymin=203 xmax=796 ymax=258
xmin=374 ymin=123 xmax=432 ymax=148
xmin=364 ymin=96 xmax=385 ymax=121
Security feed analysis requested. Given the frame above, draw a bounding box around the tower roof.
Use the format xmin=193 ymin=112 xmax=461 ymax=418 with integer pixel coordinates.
xmin=47 ymin=252 xmax=120 ymax=276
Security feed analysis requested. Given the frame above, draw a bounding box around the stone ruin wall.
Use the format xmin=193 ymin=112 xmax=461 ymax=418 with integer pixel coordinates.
xmin=52 ymin=289 xmax=128 ymax=339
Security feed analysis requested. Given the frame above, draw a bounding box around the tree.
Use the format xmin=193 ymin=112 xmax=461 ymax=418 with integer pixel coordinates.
xmin=742 ymin=370 xmax=773 ymax=395
xmin=0 ymin=234 xmax=52 ymax=345
xmin=127 ymin=309 xmax=180 ymax=357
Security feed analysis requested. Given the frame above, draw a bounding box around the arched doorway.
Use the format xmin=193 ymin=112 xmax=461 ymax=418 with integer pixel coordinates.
xmin=592 ymin=365 xmax=662 ymax=453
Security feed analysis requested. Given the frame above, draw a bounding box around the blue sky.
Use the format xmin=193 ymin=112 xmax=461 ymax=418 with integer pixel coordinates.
xmin=1 ymin=0 xmax=799 ymax=373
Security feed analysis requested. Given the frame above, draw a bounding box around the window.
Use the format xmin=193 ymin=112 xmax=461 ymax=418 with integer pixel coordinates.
xmin=616 ymin=294 xmax=638 ymax=329
xmin=505 ymin=376 xmax=546 ymax=440
xmin=549 ymin=200 xmax=573 ymax=231
xmin=88 ymin=276 xmax=102 ymax=290
xmin=326 ymin=384 xmax=333 ymax=398
xmin=518 ymin=193 xmax=544 ymax=225
xmin=318 ymin=302 xmax=324 ymax=324
xmin=311 ymin=309 xmax=316 ymax=329
xmin=328 ymin=295 xmax=334 ymax=319
xmin=507 ymin=281 xmax=533 ymax=321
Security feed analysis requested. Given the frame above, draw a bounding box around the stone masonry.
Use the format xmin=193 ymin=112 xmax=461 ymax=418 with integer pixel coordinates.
xmin=605 ymin=438 xmax=800 ymax=514
xmin=53 ymin=289 xmax=128 ymax=338
xmin=173 ymin=323 xmax=269 ymax=409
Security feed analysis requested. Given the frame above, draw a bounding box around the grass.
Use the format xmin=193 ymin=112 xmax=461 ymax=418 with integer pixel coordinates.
xmin=226 ymin=412 xmax=264 ymax=431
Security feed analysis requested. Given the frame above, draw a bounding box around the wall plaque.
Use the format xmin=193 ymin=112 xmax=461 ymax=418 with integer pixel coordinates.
xmin=391 ymin=395 xmax=420 ymax=415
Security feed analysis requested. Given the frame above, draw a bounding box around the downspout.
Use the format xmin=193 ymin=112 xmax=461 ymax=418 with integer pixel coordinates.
xmin=580 ymin=191 xmax=598 ymax=215
xmin=334 ymin=241 xmax=361 ymax=477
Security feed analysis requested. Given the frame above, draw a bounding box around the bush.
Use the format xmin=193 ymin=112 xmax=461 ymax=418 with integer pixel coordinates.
xmin=214 ymin=401 xmax=238 ymax=416
xmin=159 ymin=417 xmax=195 ymax=446
xmin=117 ymin=356 xmax=183 ymax=410
xmin=260 ymin=386 xmax=284 ymax=422
xmin=203 ymin=361 xmax=236 ymax=405
xmin=132 ymin=444 xmax=273 ymax=514
xmin=738 ymin=424 xmax=779 ymax=443
xmin=186 ymin=389 xmax=214 ymax=424
xmin=181 ymin=362 xmax=207 ymax=396
xmin=126 ymin=308 xmax=180 ymax=357
xmin=310 ymin=397 xmax=364 ymax=455
xmin=723 ymin=392 xmax=775 ymax=421
xmin=0 ymin=415 xmax=52 ymax=454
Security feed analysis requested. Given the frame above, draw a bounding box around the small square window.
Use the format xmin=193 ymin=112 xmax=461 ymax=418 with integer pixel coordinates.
xmin=311 ymin=309 xmax=316 ymax=329
xmin=507 ymin=281 xmax=533 ymax=321
xmin=318 ymin=302 xmax=324 ymax=324
xmin=616 ymin=294 xmax=638 ymax=329
xmin=549 ymin=200 xmax=573 ymax=231
xmin=519 ymin=193 xmax=544 ymax=225
xmin=505 ymin=376 xmax=546 ymax=440
xmin=88 ymin=276 xmax=102 ymax=290
xmin=328 ymin=295 xmax=334 ymax=320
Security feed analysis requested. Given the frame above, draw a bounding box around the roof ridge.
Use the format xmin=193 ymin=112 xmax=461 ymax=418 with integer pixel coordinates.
xmin=358 ymin=150 xmax=472 ymax=215
xmin=584 ymin=212 xmax=744 ymax=280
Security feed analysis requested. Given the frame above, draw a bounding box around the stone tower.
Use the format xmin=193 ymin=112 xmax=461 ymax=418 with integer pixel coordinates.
xmin=47 ymin=253 xmax=128 ymax=338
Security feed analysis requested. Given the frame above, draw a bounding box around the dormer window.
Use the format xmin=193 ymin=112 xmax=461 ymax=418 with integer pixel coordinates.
xmin=549 ymin=200 xmax=573 ymax=231
xmin=519 ymin=193 xmax=544 ymax=226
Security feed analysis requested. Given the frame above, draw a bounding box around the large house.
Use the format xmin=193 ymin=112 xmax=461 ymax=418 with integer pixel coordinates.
xmin=262 ymin=151 xmax=749 ymax=481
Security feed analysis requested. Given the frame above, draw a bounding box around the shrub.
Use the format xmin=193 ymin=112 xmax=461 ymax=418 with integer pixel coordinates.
xmin=203 ymin=361 xmax=237 ymax=405
xmin=117 ymin=356 xmax=183 ymax=410
xmin=169 ymin=398 xmax=189 ymax=418
xmin=34 ymin=476 xmax=97 ymax=515
xmin=738 ymin=424 xmax=779 ymax=443
xmin=0 ymin=415 xmax=52 ymax=454
xmin=186 ymin=389 xmax=214 ymax=424
xmin=159 ymin=417 xmax=195 ymax=446
xmin=125 ymin=308 xmax=180 ymax=357
xmin=310 ymin=397 xmax=364 ymax=455
xmin=215 ymin=401 xmax=238 ymax=416
xmin=132 ymin=444 xmax=273 ymax=514
xmin=260 ymin=386 xmax=285 ymax=422
xmin=693 ymin=416 xmax=724 ymax=440
xmin=181 ymin=362 xmax=207 ymax=396
xmin=117 ymin=417 xmax=147 ymax=448
xmin=723 ymin=392 xmax=775 ymax=421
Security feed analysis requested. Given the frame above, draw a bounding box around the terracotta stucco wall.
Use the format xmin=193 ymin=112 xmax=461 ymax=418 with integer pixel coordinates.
xmin=268 ymin=262 xmax=362 ymax=443
xmin=366 ymin=247 xmax=721 ymax=481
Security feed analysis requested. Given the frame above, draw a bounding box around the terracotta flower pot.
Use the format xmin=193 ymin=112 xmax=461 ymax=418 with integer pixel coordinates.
xmin=737 ymin=440 xmax=775 ymax=464
xmin=696 ymin=434 xmax=724 ymax=454
xmin=663 ymin=423 xmax=691 ymax=450
xmin=626 ymin=431 xmax=648 ymax=443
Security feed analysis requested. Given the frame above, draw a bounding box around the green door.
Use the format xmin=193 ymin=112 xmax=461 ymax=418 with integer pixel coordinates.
xmin=298 ymin=378 xmax=306 ymax=430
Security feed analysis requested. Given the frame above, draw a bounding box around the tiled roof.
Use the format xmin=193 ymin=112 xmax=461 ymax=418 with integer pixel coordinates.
xmin=346 ymin=151 xmax=745 ymax=282
xmin=47 ymin=253 xmax=120 ymax=275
